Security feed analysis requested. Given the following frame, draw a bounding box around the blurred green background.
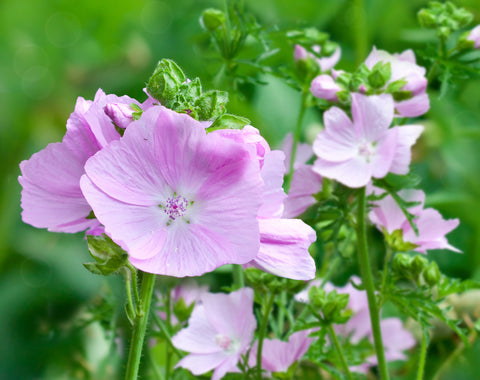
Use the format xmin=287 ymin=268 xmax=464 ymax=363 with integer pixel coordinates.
xmin=2 ymin=0 xmax=480 ymax=379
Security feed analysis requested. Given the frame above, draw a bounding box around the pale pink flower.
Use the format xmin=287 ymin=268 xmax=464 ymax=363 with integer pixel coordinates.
xmin=467 ymin=25 xmax=480 ymax=48
xmin=310 ymin=74 xmax=342 ymax=101
xmin=248 ymin=330 xmax=313 ymax=374
xmin=369 ymin=189 xmax=461 ymax=253
xmin=19 ymin=89 xmax=141 ymax=233
xmin=364 ymin=47 xmax=429 ymax=117
xmin=81 ymin=106 xmax=264 ymax=277
xmin=313 ymin=93 xmax=423 ymax=188
xmin=294 ymin=44 xmax=341 ymax=72
xmin=172 ymin=288 xmax=256 ymax=380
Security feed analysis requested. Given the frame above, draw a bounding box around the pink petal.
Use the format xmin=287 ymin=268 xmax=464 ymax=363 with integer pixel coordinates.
xmin=313 ymin=107 xmax=357 ymax=162
xmin=175 ymin=352 xmax=228 ymax=375
xmin=351 ymin=93 xmax=394 ymax=141
xmin=389 ymin=125 xmax=423 ymax=175
xmin=313 ymin=156 xmax=372 ymax=188
xmin=283 ymin=165 xmax=322 ymax=218
xmin=370 ymin=128 xmax=398 ymax=178
xmin=249 ymin=218 xmax=316 ymax=280
xmin=171 ymin=305 xmax=222 ymax=354
xmin=258 ymin=150 xmax=287 ymax=219
xmin=395 ymin=93 xmax=430 ymax=118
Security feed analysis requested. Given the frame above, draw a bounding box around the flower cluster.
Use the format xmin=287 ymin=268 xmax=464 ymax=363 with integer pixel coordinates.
xmin=172 ymin=287 xmax=313 ymax=379
xmin=19 ymin=87 xmax=316 ymax=279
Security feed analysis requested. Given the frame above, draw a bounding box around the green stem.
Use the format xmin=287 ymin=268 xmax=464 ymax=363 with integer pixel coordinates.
xmin=127 ymin=263 xmax=141 ymax=308
xmin=232 ymin=264 xmax=245 ymax=288
xmin=355 ymin=187 xmax=390 ymax=380
xmin=257 ymin=293 xmax=275 ymax=380
xmin=328 ymin=325 xmax=354 ymax=380
xmin=151 ymin=313 xmax=183 ymax=357
xmin=285 ymin=91 xmax=308 ymax=193
xmin=352 ymin=0 xmax=368 ymax=65
xmin=416 ymin=330 xmax=428 ymax=380
xmin=165 ymin=288 xmax=172 ymax=380
xmin=124 ymin=272 xmax=156 ymax=380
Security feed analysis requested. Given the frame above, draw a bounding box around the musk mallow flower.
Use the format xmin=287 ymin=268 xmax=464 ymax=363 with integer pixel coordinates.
xmin=213 ymin=127 xmax=317 ymax=281
xmin=248 ymin=330 xmax=313 ymax=375
xmin=364 ymin=47 xmax=429 ymax=117
xmin=172 ymin=288 xmax=256 ymax=380
xmin=313 ymin=93 xmax=423 ymax=188
xmin=369 ymin=189 xmax=460 ymax=254
xmin=80 ymin=106 xmax=264 ymax=277
xmin=19 ymin=89 xmax=141 ymax=233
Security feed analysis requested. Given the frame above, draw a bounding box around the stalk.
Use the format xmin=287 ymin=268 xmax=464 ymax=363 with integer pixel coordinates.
xmin=355 ymin=187 xmax=390 ymax=380
xmin=124 ymin=272 xmax=156 ymax=380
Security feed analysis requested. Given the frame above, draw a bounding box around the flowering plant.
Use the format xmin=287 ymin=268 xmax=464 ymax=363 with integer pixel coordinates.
xmin=15 ymin=1 xmax=480 ymax=379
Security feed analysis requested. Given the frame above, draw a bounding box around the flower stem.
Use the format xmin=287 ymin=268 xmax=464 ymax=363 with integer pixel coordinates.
xmin=165 ymin=288 xmax=172 ymax=380
xmin=416 ymin=329 xmax=428 ymax=380
xmin=352 ymin=0 xmax=368 ymax=66
xmin=355 ymin=187 xmax=390 ymax=380
xmin=232 ymin=264 xmax=245 ymax=288
xmin=285 ymin=90 xmax=308 ymax=193
xmin=257 ymin=293 xmax=275 ymax=380
xmin=328 ymin=325 xmax=354 ymax=380
xmin=124 ymin=271 xmax=156 ymax=380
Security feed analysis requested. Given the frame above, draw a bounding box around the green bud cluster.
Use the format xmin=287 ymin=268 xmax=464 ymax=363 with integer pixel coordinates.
xmin=392 ymin=253 xmax=442 ymax=286
xmin=418 ymin=2 xmax=473 ymax=38
xmin=308 ymin=287 xmax=351 ymax=324
xmin=146 ymin=59 xmax=228 ymax=121
xmin=244 ymin=268 xmax=306 ymax=295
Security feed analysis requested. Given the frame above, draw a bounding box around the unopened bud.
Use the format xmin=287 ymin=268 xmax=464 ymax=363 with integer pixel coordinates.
xmin=310 ymin=74 xmax=342 ymax=101
xmin=104 ymin=103 xmax=135 ymax=129
xmin=423 ymin=262 xmax=441 ymax=286
xmin=201 ymin=8 xmax=226 ymax=31
xmin=411 ymin=255 xmax=428 ymax=278
xmin=418 ymin=9 xmax=437 ymax=28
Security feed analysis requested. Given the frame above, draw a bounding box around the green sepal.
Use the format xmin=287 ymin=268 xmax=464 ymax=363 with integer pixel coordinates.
xmin=146 ymin=59 xmax=186 ymax=106
xmin=367 ymin=62 xmax=391 ymax=89
xmin=83 ymin=234 xmax=129 ymax=276
xmin=200 ymin=8 xmax=226 ymax=31
xmin=194 ymin=90 xmax=228 ymax=120
xmin=173 ymin=297 xmax=196 ymax=323
xmin=206 ymin=113 xmax=250 ymax=132
xmin=384 ymin=228 xmax=419 ymax=253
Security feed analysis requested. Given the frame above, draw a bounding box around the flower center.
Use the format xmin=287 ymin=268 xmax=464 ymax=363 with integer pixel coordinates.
xmin=358 ymin=140 xmax=376 ymax=162
xmin=163 ymin=194 xmax=189 ymax=220
xmin=214 ymin=334 xmax=232 ymax=350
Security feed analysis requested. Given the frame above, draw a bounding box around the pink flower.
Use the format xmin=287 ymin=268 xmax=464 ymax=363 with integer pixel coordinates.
xmin=172 ymin=288 xmax=256 ymax=380
xmin=310 ymin=74 xmax=342 ymax=101
xmin=214 ymin=128 xmax=317 ymax=280
xmin=249 ymin=330 xmax=313 ymax=374
xmin=19 ymin=89 xmax=141 ymax=233
xmin=312 ymin=93 xmax=423 ymax=188
xmin=369 ymin=189 xmax=460 ymax=253
xmin=80 ymin=106 xmax=264 ymax=277
xmin=364 ymin=47 xmax=429 ymax=117
xmin=467 ymin=25 xmax=480 ymax=49
xmin=294 ymin=44 xmax=341 ymax=72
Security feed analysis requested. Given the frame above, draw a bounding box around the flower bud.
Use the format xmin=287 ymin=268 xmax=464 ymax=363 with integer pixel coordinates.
xmin=423 ymin=261 xmax=441 ymax=286
xmin=310 ymin=74 xmax=342 ymax=101
xmin=200 ymin=8 xmax=226 ymax=31
xmin=411 ymin=255 xmax=428 ymax=278
xmin=146 ymin=59 xmax=186 ymax=106
xmin=308 ymin=286 xmax=326 ymax=308
xmin=104 ymin=103 xmax=135 ymax=129
xmin=294 ymin=44 xmax=309 ymax=61
xmin=418 ymin=9 xmax=437 ymax=28
xmin=393 ymin=253 xmax=413 ymax=277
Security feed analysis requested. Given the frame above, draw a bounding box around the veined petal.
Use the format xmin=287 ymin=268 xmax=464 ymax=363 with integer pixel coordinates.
xmin=313 ymin=156 xmax=372 ymax=188
xmin=351 ymin=93 xmax=394 ymax=141
xmin=249 ymin=219 xmax=316 ymax=280
xmin=389 ymin=125 xmax=423 ymax=175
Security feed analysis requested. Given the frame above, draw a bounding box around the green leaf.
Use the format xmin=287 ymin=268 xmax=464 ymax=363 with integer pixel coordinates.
xmin=194 ymin=90 xmax=228 ymax=120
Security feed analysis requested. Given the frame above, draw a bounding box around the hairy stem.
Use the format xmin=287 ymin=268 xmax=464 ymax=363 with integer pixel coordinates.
xmin=328 ymin=325 xmax=354 ymax=380
xmin=124 ymin=272 xmax=156 ymax=380
xmin=355 ymin=187 xmax=390 ymax=380
xmin=416 ymin=330 xmax=428 ymax=380
xmin=257 ymin=293 xmax=275 ymax=380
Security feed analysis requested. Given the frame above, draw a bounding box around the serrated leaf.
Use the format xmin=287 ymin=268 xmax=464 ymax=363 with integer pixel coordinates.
xmin=206 ymin=113 xmax=250 ymax=132
xmin=85 ymin=234 xmax=129 ymax=276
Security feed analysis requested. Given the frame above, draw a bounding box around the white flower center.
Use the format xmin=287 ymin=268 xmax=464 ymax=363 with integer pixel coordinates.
xmin=214 ymin=334 xmax=240 ymax=354
xmin=358 ymin=140 xmax=376 ymax=162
